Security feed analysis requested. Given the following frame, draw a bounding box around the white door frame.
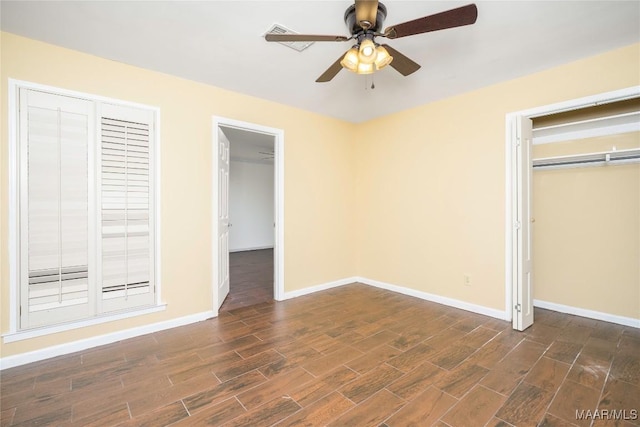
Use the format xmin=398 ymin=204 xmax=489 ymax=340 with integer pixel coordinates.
xmin=504 ymin=85 xmax=640 ymax=327
xmin=212 ymin=117 xmax=285 ymax=314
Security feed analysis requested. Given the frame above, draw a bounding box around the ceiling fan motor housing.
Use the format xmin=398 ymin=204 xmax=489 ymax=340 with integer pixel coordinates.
xmin=344 ymin=2 xmax=387 ymax=34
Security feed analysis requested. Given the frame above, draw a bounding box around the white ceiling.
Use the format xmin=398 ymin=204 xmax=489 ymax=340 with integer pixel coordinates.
xmin=2 ymin=1 xmax=639 ymax=123
xmin=221 ymin=126 xmax=275 ymax=163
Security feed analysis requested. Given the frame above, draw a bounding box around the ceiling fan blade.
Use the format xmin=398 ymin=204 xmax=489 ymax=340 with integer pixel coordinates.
xmin=381 ymin=44 xmax=421 ymax=76
xmin=265 ymin=34 xmax=350 ymax=42
xmin=355 ymin=0 xmax=379 ymax=29
xmin=384 ymin=3 xmax=478 ymax=39
xmin=316 ymin=55 xmax=345 ymax=83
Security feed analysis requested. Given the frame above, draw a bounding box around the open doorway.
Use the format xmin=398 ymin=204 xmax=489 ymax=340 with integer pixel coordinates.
xmin=212 ymin=117 xmax=284 ymax=314
xmin=222 ymin=126 xmax=274 ymax=311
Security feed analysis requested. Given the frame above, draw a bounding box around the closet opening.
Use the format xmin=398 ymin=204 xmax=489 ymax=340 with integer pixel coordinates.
xmin=506 ymin=87 xmax=640 ymax=331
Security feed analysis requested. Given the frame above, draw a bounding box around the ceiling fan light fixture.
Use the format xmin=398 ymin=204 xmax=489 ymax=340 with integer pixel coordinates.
xmin=356 ymin=62 xmax=374 ymax=75
xmin=340 ymin=47 xmax=360 ymax=72
xmin=374 ymin=45 xmax=393 ymax=70
xmin=358 ymin=38 xmax=376 ymax=64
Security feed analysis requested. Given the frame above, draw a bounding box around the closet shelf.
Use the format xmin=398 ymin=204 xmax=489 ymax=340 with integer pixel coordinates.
xmin=533 ymin=111 xmax=640 ymax=145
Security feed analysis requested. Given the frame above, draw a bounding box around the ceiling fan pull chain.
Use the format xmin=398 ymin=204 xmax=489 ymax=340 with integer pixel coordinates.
xmin=363 ymin=74 xmax=375 ymax=90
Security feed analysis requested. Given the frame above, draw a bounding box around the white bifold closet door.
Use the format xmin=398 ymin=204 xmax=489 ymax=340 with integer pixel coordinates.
xmin=99 ymin=104 xmax=155 ymax=313
xmin=20 ymin=90 xmax=94 ymax=328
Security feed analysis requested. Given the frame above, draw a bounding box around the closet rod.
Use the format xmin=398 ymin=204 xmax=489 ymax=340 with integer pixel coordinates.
xmin=533 ymin=148 xmax=640 ymax=170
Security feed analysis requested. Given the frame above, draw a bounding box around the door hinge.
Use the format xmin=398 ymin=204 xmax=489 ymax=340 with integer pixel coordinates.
xmin=515 ymin=137 xmax=521 ymax=147
xmin=514 ymin=304 xmax=522 ymax=312
xmin=514 ymin=221 xmax=521 ymax=230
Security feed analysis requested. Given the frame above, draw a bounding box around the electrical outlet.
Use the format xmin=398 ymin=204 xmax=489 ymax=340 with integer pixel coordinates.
xmin=463 ymin=274 xmax=471 ymax=287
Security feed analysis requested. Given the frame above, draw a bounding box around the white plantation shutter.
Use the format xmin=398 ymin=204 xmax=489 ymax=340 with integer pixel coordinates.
xmin=99 ymin=104 xmax=155 ymax=313
xmin=16 ymin=84 xmax=158 ymax=331
xmin=20 ymin=90 xmax=94 ymax=328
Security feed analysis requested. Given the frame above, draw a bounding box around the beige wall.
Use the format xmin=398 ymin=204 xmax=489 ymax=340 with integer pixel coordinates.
xmin=533 ymin=133 xmax=640 ymax=319
xmin=1 ymin=32 xmax=639 ymax=362
xmin=355 ymin=43 xmax=640 ymax=314
xmin=0 ymin=33 xmax=357 ymax=358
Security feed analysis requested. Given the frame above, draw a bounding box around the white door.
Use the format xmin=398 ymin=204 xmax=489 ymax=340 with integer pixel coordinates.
xmin=217 ymin=129 xmax=230 ymax=308
xmin=513 ymin=116 xmax=534 ymax=330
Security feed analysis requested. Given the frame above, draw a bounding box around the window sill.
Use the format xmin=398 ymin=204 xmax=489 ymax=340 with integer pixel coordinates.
xmin=2 ymin=304 xmax=167 ymax=343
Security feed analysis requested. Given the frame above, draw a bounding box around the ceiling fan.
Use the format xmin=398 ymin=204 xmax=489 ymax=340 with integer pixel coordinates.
xmin=259 ymin=150 xmax=275 ymax=160
xmin=265 ymin=1 xmax=478 ymax=82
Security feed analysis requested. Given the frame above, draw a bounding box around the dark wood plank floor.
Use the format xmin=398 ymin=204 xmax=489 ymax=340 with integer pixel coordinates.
xmin=1 ymin=283 xmax=639 ymax=426
xmin=220 ymin=249 xmax=274 ymax=312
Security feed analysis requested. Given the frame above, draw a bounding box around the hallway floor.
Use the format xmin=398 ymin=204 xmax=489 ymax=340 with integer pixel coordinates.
xmin=220 ymin=249 xmax=274 ymax=312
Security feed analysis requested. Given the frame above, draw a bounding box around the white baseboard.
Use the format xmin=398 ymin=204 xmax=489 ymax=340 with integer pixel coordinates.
xmin=14 ymin=282 xmax=636 ymax=370
xmin=230 ymin=245 xmax=274 ymax=253
xmin=280 ymin=276 xmax=509 ymax=321
xmin=534 ymin=299 xmax=640 ymax=328
xmin=356 ymin=277 xmax=510 ymax=321
xmin=281 ymin=277 xmax=357 ymax=300
xmin=0 ymin=310 xmax=216 ymax=370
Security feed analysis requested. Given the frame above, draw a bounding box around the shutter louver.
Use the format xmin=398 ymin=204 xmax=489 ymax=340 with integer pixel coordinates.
xmin=101 ymin=117 xmax=152 ymax=311
xmin=24 ymin=95 xmax=91 ymax=327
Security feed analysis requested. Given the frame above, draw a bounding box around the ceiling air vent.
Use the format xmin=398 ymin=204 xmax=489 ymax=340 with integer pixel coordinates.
xmin=265 ymin=24 xmax=314 ymax=52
